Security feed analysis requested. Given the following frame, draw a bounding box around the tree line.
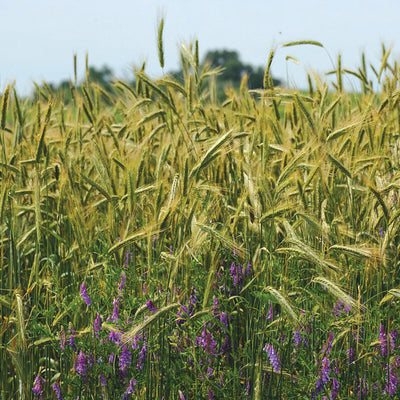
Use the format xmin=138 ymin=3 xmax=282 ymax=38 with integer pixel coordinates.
xmin=36 ymin=49 xmax=281 ymax=101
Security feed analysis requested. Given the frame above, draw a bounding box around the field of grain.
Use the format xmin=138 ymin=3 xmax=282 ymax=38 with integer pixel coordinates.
xmin=2 ymin=38 xmax=400 ymax=399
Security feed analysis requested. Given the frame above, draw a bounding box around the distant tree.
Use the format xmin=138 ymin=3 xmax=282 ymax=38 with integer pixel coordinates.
xmin=87 ymin=65 xmax=113 ymax=89
xmin=203 ymin=49 xmax=280 ymax=89
xmin=204 ymin=50 xmax=244 ymax=82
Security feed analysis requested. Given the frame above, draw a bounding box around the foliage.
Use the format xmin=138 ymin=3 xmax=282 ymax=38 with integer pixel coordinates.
xmin=1 ymin=38 xmax=400 ymax=399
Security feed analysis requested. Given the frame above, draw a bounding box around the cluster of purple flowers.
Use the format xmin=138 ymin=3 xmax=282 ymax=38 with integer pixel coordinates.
xmin=331 ymin=300 xmax=351 ymax=318
xmin=80 ymin=282 xmax=92 ymax=306
xmin=263 ymin=343 xmax=281 ymax=373
xmin=32 ymin=373 xmax=45 ymax=400
xmin=229 ymin=261 xmax=252 ymax=289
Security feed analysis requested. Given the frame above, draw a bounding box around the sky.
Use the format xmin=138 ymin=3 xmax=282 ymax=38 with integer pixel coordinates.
xmin=1 ymin=0 xmax=400 ymax=95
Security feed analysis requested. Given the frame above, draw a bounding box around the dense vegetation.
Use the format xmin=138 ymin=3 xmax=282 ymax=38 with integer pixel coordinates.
xmin=2 ymin=36 xmax=400 ymax=399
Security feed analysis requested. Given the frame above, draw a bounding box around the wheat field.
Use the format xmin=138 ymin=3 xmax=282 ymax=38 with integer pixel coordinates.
xmin=1 ymin=37 xmax=400 ymax=399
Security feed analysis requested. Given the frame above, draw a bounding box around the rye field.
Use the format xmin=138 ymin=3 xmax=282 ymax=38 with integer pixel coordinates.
xmin=2 ymin=39 xmax=400 ymax=399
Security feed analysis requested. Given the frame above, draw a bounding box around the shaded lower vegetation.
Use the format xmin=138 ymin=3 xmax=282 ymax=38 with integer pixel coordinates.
xmin=2 ymin=38 xmax=400 ymax=399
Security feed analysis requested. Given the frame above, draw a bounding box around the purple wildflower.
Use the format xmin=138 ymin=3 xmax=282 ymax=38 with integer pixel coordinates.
xmin=293 ymin=327 xmax=303 ymax=347
xmin=68 ymin=323 xmax=77 ymax=351
xmin=122 ymin=379 xmax=137 ymax=400
xmin=119 ymin=345 xmax=132 ymax=375
xmin=108 ymin=329 xmax=122 ymax=346
xmin=136 ymin=343 xmax=147 ymax=371
xmin=124 ymin=249 xmax=130 ymax=269
xmin=200 ymin=323 xmax=217 ymax=356
xmin=380 ymin=324 xmax=388 ymax=357
xmin=346 ymin=347 xmax=354 ymax=363
xmin=99 ymin=374 xmax=107 ymax=386
xmin=343 ymin=303 xmax=352 ymax=314
xmin=220 ymin=312 xmax=229 ymax=329
xmin=176 ymin=305 xmax=189 ymax=324
xmin=331 ymin=378 xmax=339 ymax=399
xmin=379 ymin=226 xmax=385 ymax=238
xmin=221 ymin=335 xmax=231 ymax=356
xmin=190 ymin=287 xmax=198 ymax=307
xmin=112 ymin=298 xmax=119 ymax=322
xmin=321 ymin=357 xmax=330 ymax=385
xmin=331 ymin=300 xmax=344 ymax=318
xmin=118 ymin=272 xmax=126 ymax=292
xmin=75 ymin=350 xmax=89 ymax=377
xmin=32 ymin=373 xmax=45 ymax=400
xmin=59 ymin=326 xmax=67 ymax=351
xmin=212 ymin=296 xmax=219 ymax=316
xmin=108 ymin=353 xmax=115 ymax=367
xmin=390 ymin=330 xmax=398 ymax=353
xmin=321 ymin=332 xmax=334 ymax=356
xmin=383 ymin=362 xmax=399 ymax=396
xmin=229 ymin=262 xmax=244 ymax=287
xmin=52 ymin=382 xmax=63 ymax=400
xmin=208 ymin=388 xmax=214 ymax=399
xmin=131 ymin=333 xmax=144 ymax=350
xmin=263 ymin=343 xmax=280 ymax=373
xmin=80 ymin=282 xmax=92 ymax=306
xmin=357 ymin=375 xmax=369 ymax=397
xmin=267 ymin=302 xmax=274 ymax=320
xmin=93 ymin=312 xmax=103 ymax=337
xmin=246 ymin=261 xmax=252 ymax=276
xmin=146 ymin=300 xmax=157 ymax=313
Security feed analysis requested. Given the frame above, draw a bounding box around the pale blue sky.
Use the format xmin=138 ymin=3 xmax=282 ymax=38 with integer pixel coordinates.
xmin=1 ymin=0 xmax=399 ymax=95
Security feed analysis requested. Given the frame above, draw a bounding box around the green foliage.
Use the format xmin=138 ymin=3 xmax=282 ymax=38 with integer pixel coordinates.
xmin=2 ymin=38 xmax=400 ymax=399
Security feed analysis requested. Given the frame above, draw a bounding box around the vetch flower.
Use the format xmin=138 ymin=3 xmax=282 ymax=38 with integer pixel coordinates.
xmin=93 ymin=312 xmax=103 ymax=337
xmin=108 ymin=329 xmax=122 ymax=346
xmin=80 ymin=282 xmax=91 ymax=306
xmin=124 ymin=249 xmax=130 ymax=269
xmin=267 ymin=302 xmax=274 ymax=320
xmin=68 ymin=323 xmax=77 ymax=352
xmin=32 ymin=373 xmax=45 ymax=400
xmin=119 ymin=345 xmax=132 ymax=375
xmin=220 ymin=312 xmax=228 ymax=329
xmin=380 ymin=324 xmax=388 ymax=358
xmin=108 ymin=353 xmax=115 ymax=367
xmin=59 ymin=326 xmax=67 ymax=352
xmin=75 ymin=350 xmax=89 ymax=377
xmin=212 ymin=296 xmax=219 ymax=316
xmin=346 ymin=347 xmax=354 ymax=363
xmin=136 ymin=343 xmax=147 ymax=371
xmin=146 ymin=300 xmax=157 ymax=313
xmin=321 ymin=357 xmax=330 ymax=385
xmin=99 ymin=374 xmax=107 ymax=387
xmin=112 ymin=298 xmax=119 ymax=322
xmin=52 ymin=382 xmax=63 ymax=400
xmin=331 ymin=378 xmax=339 ymax=399
xmin=131 ymin=332 xmax=144 ymax=350
xmin=390 ymin=330 xmax=398 ymax=354
xmin=321 ymin=332 xmax=334 ymax=356
xmin=118 ymin=272 xmax=126 ymax=292
xmin=263 ymin=343 xmax=280 ymax=373
xmin=200 ymin=323 xmax=217 ymax=356
xmin=122 ymin=379 xmax=137 ymax=400
xmin=384 ymin=362 xmax=399 ymax=396
xmin=176 ymin=305 xmax=189 ymax=324
xmin=221 ymin=334 xmax=231 ymax=356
